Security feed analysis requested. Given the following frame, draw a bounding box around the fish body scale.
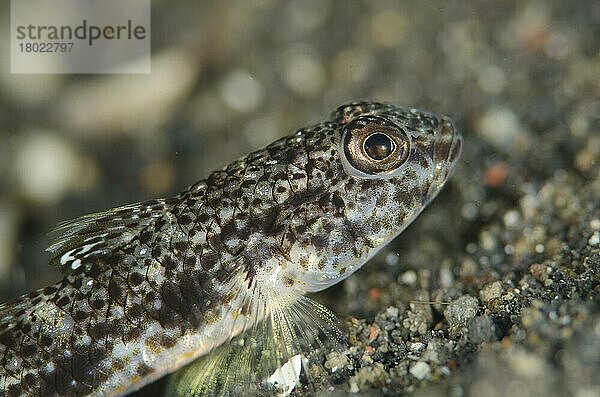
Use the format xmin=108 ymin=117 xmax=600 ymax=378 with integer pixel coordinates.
xmin=0 ymin=102 xmax=462 ymax=396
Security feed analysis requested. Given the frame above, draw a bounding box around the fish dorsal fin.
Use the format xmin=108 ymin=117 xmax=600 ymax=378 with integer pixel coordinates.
xmin=166 ymin=283 xmax=347 ymax=396
xmin=47 ymin=198 xmax=172 ymax=271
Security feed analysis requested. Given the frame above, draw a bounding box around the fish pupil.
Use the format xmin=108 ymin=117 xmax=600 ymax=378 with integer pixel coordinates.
xmin=364 ymin=133 xmax=395 ymax=160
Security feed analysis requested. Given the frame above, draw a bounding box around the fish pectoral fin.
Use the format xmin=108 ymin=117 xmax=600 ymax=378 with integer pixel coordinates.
xmin=165 ymin=289 xmax=347 ymax=397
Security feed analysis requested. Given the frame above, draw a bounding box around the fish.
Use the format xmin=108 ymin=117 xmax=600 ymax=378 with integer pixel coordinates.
xmin=0 ymin=101 xmax=462 ymax=396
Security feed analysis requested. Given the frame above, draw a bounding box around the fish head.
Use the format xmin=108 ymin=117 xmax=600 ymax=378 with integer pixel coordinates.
xmin=278 ymin=102 xmax=462 ymax=292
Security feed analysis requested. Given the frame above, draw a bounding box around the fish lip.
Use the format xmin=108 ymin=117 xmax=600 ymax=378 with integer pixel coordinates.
xmin=425 ymin=116 xmax=463 ymax=200
xmin=441 ymin=116 xmax=463 ymax=169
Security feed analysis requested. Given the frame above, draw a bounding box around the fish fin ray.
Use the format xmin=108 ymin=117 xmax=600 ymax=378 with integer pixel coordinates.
xmin=166 ymin=284 xmax=346 ymax=396
xmin=46 ymin=199 xmax=172 ymax=271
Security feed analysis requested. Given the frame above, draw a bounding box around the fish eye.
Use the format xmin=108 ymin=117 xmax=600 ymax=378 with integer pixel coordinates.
xmin=363 ymin=133 xmax=395 ymax=160
xmin=341 ymin=116 xmax=410 ymax=177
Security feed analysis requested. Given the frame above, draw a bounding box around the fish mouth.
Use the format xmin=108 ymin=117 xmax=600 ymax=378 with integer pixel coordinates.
xmin=426 ymin=116 xmax=463 ymax=199
xmin=439 ymin=116 xmax=462 ymax=168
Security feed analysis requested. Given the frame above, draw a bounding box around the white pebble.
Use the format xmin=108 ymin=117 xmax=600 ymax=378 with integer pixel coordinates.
xmin=503 ymin=210 xmax=520 ymax=228
xmin=15 ymin=131 xmax=82 ymax=205
xmin=461 ymin=202 xmax=479 ymax=220
xmin=478 ymin=106 xmax=522 ymax=151
xmin=409 ymin=361 xmax=431 ymax=380
xmin=440 ymin=265 xmax=454 ymax=288
xmin=478 ymin=65 xmax=506 ymax=95
xmin=267 ymin=354 xmax=303 ymax=397
xmin=281 ymin=46 xmax=325 ymax=97
xmin=410 ymin=342 xmax=426 ymax=353
xmin=220 ymin=70 xmax=263 ymax=113
xmin=589 ymin=231 xmax=599 ymax=246
xmin=400 ymin=270 xmax=417 ymax=285
xmin=385 ymin=252 xmax=400 ymax=266
xmin=386 ymin=306 xmax=399 ymax=319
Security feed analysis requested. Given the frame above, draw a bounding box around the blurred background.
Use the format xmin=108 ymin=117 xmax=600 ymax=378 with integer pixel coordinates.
xmin=0 ymin=1 xmax=598 ymax=396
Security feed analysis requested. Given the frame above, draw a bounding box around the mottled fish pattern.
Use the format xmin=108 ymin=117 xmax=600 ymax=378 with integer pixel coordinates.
xmin=0 ymin=102 xmax=461 ymax=396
